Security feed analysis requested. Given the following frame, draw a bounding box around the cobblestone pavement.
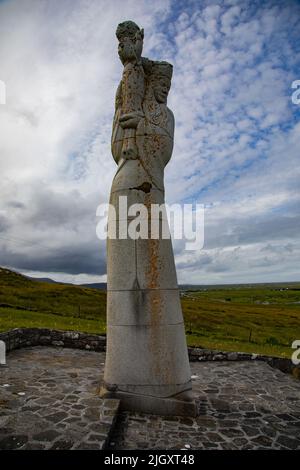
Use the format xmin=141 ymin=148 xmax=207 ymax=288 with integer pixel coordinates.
xmin=1 ymin=347 xmax=300 ymax=450
xmin=109 ymin=362 xmax=300 ymax=450
xmin=0 ymin=347 xmax=112 ymax=450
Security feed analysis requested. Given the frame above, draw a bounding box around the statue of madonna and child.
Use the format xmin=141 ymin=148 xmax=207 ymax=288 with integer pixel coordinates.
xmin=100 ymin=21 xmax=196 ymax=416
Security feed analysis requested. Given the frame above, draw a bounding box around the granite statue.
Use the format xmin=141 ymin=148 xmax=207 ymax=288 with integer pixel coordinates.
xmin=101 ymin=21 xmax=196 ymax=417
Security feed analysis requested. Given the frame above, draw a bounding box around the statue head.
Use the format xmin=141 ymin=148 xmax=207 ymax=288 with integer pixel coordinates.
xmin=116 ymin=20 xmax=144 ymax=65
xmin=149 ymin=61 xmax=173 ymax=104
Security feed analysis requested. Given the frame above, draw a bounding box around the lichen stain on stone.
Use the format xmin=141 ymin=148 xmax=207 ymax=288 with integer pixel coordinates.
xmin=146 ymin=235 xmax=165 ymax=380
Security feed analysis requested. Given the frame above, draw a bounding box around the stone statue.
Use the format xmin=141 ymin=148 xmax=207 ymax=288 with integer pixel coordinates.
xmin=101 ymin=21 xmax=196 ymax=416
xmin=114 ymin=20 xmax=145 ymax=162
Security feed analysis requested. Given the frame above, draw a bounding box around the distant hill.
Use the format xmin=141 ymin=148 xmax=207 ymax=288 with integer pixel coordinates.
xmin=24 ymin=273 xmax=107 ymax=290
xmin=25 ymin=273 xmax=107 ymax=290
xmin=0 ymin=266 xmax=35 ymax=287
xmin=80 ymin=282 xmax=107 ymax=290
xmin=1 ymin=267 xmax=299 ymax=291
xmin=26 ymin=276 xmax=61 ymax=284
xmin=0 ymin=265 xmax=106 ymax=319
xmin=0 ymin=267 xmax=67 ymax=287
xmin=180 ymin=282 xmax=300 ymax=291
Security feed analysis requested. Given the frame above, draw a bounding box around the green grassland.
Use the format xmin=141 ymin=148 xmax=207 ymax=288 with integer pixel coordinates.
xmin=0 ymin=268 xmax=107 ymax=333
xmin=0 ymin=267 xmax=299 ymax=358
xmin=181 ymin=285 xmax=300 ymax=357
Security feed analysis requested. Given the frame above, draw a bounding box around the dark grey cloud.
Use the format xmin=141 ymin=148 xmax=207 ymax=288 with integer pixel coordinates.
xmin=0 ymin=215 xmax=10 ymax=233
xmin=0 ymin=185 xmax=106 ymax=276
xmin=6 ymin=201 xmax=26 ymax=209
xmin=25 ymin=187 xmax=97 ymax=228
xmin=206 ymin=263 xmax=230 ymax=273
xmin=204 ymin=214 xmax=300 ymax=250
xmin=0 ymin=241 xmax=106 ymax=275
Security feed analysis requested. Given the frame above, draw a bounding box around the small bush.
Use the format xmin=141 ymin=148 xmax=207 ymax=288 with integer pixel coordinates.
xmin=266 ymin=336 xmax=280 ymax=346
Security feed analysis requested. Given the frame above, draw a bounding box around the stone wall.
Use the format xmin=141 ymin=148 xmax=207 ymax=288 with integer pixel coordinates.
xmin=0 ymin=328 xmax=299 ymax=379
xmin=0 ymin=328 xmax=106 ymax=353
xmin=188 ymin=346 xmax=300 ymax=379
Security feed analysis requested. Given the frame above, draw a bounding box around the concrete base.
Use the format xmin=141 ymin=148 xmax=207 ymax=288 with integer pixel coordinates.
xmin=100 ymin=384 xmax=198 ymax=417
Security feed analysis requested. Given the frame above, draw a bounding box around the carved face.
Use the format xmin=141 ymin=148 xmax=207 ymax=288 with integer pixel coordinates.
xmin=152 ymin=76 xmax=171 ymax=104
xmin=118 ymin=37 xmax=136 ymax=64
xmin=117 ymin=33 xmax=143 ymax=65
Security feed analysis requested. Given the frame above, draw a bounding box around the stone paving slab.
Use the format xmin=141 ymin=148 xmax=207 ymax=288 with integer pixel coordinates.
xmin=1 ymin=347 xmax=300 ymax=450
xmin=0 ymin=347 xmax=119 ymax=450
xmin=109 ymin=361 xmax=300 ymax=450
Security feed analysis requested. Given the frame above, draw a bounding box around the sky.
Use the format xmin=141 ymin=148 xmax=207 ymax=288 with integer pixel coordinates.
xmin=0 ymin=0 xmax=300 ymax=285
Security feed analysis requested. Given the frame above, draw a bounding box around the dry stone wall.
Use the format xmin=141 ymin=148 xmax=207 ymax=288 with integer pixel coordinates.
xmin=0 ymin=328 xmax=299 ymax=379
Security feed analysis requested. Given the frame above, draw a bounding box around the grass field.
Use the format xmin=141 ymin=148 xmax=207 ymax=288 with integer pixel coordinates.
xmin=181 ymin=285 xmax=300 ymax=357
xmin=0 ymin=267 xmax=299 ymax=358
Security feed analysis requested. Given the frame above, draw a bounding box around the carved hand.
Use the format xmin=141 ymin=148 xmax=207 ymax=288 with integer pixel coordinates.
xmin=119 ymin=112 xmax=144 ymax=129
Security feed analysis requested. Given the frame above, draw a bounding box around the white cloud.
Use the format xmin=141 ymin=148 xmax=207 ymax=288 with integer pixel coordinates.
xmin=0 ymin=0 xmax=300 ymax=284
